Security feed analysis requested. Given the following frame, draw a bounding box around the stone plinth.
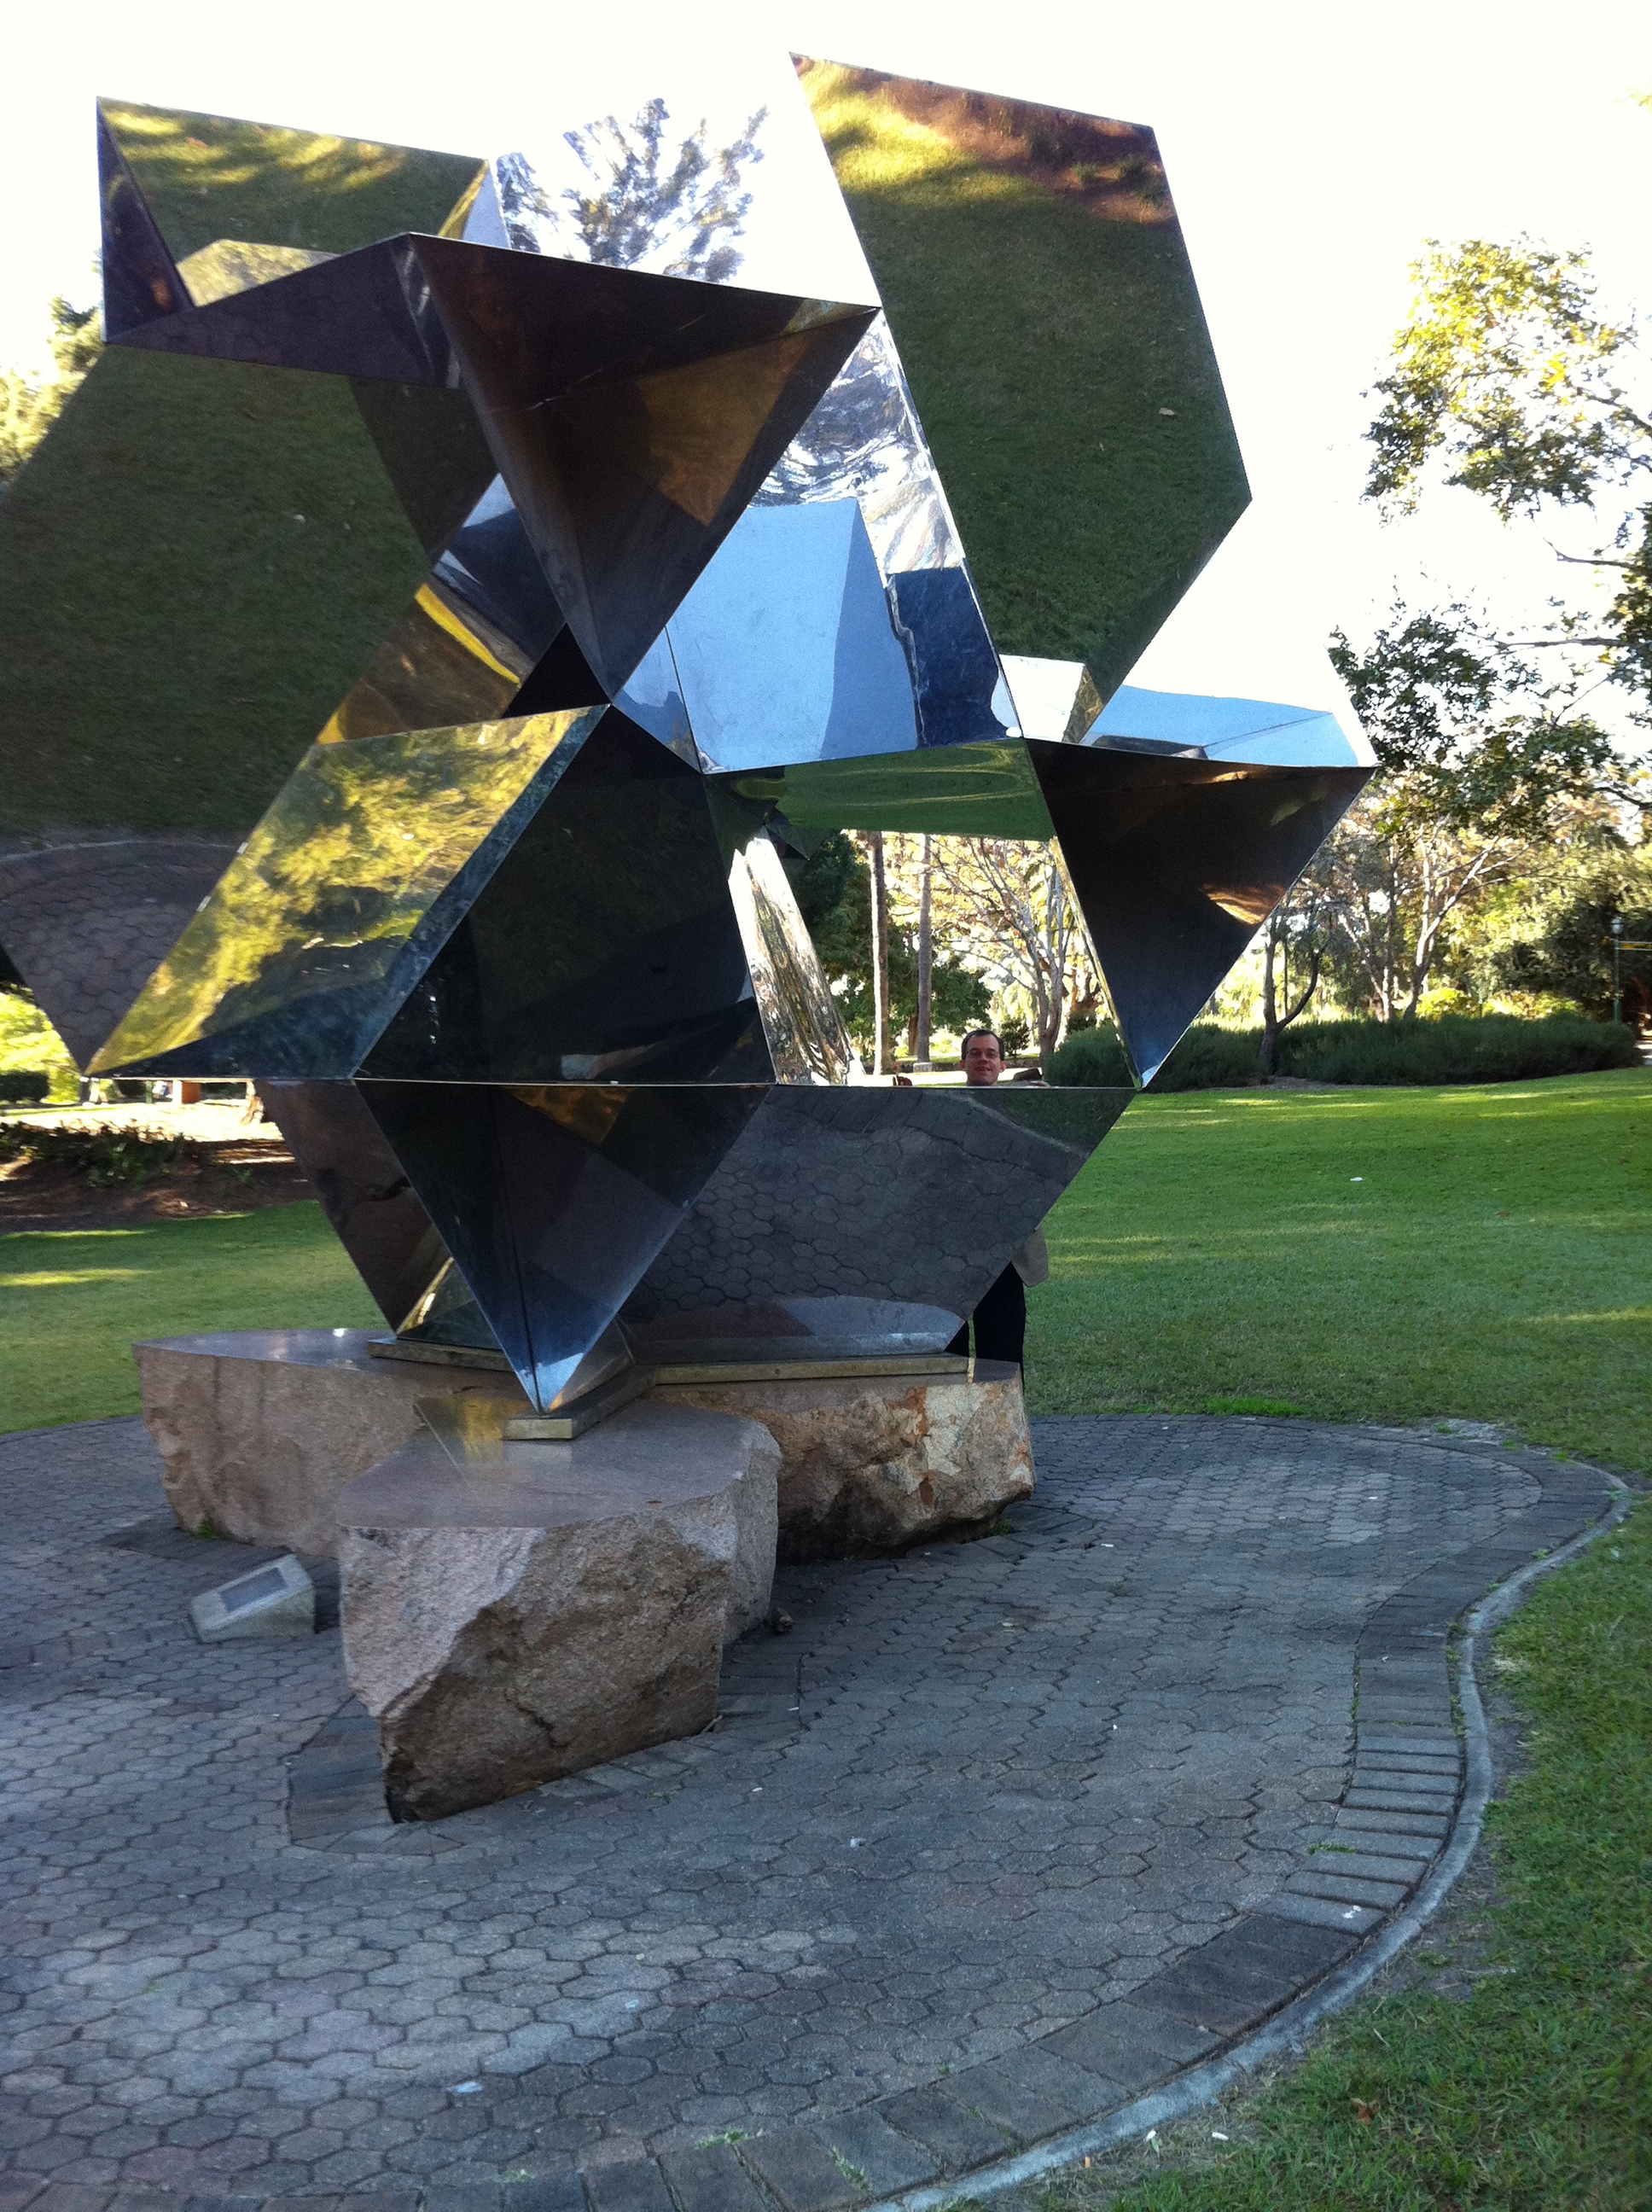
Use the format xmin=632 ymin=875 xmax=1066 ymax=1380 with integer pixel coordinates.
xmin=654 ymin=1359 xmax=1033 ymax=1560
xmin=136 ymin=1330 xmax=528 ymax=1556
xmin=337 ymin=1400 xmax=780 ymax=1820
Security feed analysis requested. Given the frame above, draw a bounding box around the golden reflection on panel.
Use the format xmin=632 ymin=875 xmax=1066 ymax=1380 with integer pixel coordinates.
xmin=316 ymin=580 xmax=532 ymax=745
xmin=93 ymin=712 xmax=594 ymax=1069
xmin=582 ymin=333 xmax=821 ymax=526
xmin=177 ymin=239 xmax=334 ymax=306
xmin=507 ymin=1087 xmax=630 ymax=1149
xmin=726 ymin=835 xmax=858 ymax=1084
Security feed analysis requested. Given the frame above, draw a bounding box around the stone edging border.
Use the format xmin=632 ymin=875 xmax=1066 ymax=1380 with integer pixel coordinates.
xmin=856 ymin=1463 xmax=1635 ymax=2211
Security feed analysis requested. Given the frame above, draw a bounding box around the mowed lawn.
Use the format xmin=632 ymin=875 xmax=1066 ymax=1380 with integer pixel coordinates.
xmin=2 ymin=1203 xmax=380 ymax=1433
xmin=3 ymin=1069 xmax=1649 ymax=1451
xmin=1028 ymin=1068 xmax=1652 ymax=1472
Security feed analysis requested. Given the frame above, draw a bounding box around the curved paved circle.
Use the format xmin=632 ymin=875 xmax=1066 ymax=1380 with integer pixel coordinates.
xmin=0 ymin=1414 xmax=1610 ymax=2209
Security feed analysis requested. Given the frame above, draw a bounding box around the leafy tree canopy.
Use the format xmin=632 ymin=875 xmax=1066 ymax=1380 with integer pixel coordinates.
xmin=1364 ymin=238 xmax=1652 ymax=710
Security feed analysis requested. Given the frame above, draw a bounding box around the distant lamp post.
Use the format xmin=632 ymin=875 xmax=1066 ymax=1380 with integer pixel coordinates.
xmin=1611 ymin=914 xmax=1624 ymax=1026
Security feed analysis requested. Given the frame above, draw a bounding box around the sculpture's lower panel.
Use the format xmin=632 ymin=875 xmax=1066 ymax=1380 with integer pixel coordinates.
xmin=620 ymin=1083 xmax=1133 ymax=1360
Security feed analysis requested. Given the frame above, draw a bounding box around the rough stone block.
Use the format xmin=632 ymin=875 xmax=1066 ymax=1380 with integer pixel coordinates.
xmin=136 ymin=1329 xmax=528 ymax=1554
xmin=189 ymin=1552 xmax=313 ymax=1641
xmin=338 ymin=1400 xmax=781 ymax=1819
xmin=654 ymin=1361 xmax=1033 ymax=1558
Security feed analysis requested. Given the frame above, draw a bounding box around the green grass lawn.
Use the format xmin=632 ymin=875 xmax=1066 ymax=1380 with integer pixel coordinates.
xmin=3 ymin=1074 xmax=1648 ymax=2202
xmin=1 ymin=1202 xmax=378 ymax=1432
xmin=1028 ymin=1068 xmax=1652 ymax=1474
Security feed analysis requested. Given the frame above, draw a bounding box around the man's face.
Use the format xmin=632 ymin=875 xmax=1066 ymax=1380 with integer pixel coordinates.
xmin=963 ymin=1033 xmax=1004 ymax=1086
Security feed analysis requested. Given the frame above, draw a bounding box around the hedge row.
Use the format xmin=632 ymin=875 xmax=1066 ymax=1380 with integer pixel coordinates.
xmin=1044 ymin=1012 xmax=1644 ymax=1091
xmin=0 ymin=1071 xmax=49 ymax=1104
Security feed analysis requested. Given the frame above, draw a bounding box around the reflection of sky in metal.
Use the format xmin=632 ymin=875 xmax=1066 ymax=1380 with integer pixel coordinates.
xmin=460 ymin=49 xmax=875 ymax=309
xmin=754 ymin=316 xmax=964 ymax=578
xmin=1092 ymin=684 xmax=1374 ymax=767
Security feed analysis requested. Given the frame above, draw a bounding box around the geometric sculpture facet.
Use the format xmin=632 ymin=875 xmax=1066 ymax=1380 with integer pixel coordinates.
xmin=0 ymin=60 xmax=1374 ymax=1408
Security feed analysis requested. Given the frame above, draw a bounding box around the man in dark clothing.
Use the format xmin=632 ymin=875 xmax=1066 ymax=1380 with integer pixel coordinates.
xmin=945 ymin=1028 xmax=1048 ymax=1370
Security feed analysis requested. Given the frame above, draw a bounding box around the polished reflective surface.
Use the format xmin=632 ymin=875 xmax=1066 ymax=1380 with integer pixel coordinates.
xmin=1030 ymin=746 xmax=1372 ymax=1084
xmin=358 ymin=1081 xmax=768 ymax=1408
xmin=627 ymin=498 xmax=919 ymax=771
xmin=94 ymin=710 xmax=602 ymax=1078
xmin=0 ymin=67 xmax=1376 ymax=1410
xmin=363 ymin=713 xmax=772 ymax=1086
xmin=254 ymin=1079 xmax=452 ymax=1332
xmin=622 ymin=1084 xmax=1133 ymax=1359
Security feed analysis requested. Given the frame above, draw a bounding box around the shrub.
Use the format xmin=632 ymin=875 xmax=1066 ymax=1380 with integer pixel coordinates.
xmin=0 ymin=1121 xmax=191 ymax=1185
xmin=0 ymin=1071 xmax=49 ymax=1104
xmin=1044 ymin=1013 xmax=1642 ymax=1091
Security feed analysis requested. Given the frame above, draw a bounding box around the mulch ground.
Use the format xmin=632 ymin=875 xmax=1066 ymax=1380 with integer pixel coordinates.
xmin=0 ymin=1138 xmax=312 ymax=1233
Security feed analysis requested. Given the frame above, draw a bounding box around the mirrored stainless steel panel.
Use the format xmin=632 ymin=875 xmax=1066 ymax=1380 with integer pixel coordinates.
xmin=622 ymin=1083 xmax=1131 ymax=1358
xmin=93 ymin=709 xmax=603 ymax=1079
xmin=362 ymin=712 xmax=772 ymax=1086
xmin=358 ymin=1080 xmax=768 ymax=1409
xmin=255 ymin=1078 xmax=453 ymax=1332
xmin=1029 ymin=745 xmax=1372 ymax=1083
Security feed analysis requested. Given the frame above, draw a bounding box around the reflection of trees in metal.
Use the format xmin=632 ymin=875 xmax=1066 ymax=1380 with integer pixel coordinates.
xmin=726 ymin=835 xmax=858 ymax=1085
xmin=494 ymin=101 xmax=768 ymax=283
xmin=755 ymin=317 xmax=963 ymax=575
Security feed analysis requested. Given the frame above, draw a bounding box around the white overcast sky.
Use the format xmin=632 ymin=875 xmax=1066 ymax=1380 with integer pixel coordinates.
xmin=4 ymin=0 xmax=1649 ymax=727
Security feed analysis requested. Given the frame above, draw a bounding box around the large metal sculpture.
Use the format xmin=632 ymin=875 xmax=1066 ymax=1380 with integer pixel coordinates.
xmin=0 ymin=57 xmax=1371 ymax=1412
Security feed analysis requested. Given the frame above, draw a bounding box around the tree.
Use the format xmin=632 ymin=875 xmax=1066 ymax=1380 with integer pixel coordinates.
xmin=1325 ymin=603 xmax=1622 ymax=1017
xmin=494 ymin=102 xmax=767 ymax=284
xmin=1258 ymin=884 xmax=1325 ymax=1074
xmin=788 ymin=832 xmax=987 ymax=1057
xmin=905 ymin=836 xmax=1089 ymax=1059
xmin=1 ymin=297 xmax=102 ymax=494
xmin=1364 ymin=238 xmax=1652 ymax=716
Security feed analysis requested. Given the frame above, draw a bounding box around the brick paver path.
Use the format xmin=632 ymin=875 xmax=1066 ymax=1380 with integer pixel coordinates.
xmin=0 ymin=1413 xmax=1610 ymax=2209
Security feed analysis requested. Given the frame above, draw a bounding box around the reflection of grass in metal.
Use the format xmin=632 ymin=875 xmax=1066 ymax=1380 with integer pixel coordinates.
xmin=0 ymin=1202 xmax=379 ymax=1433
xmin=800 ymin=63 xmax=1249 ymax=689
xmin=0 ymin=346 xmax=435 ymax=839
xmin=101 ymin=102 xmax=480 ymax=263
xmin=92 ymin=713 xmax=589 ymax=1070
xmin=1033 ymin=1068 xmax=1652 ymax=1475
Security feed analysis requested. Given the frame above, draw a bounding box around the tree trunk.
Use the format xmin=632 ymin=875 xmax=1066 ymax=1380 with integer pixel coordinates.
xmin=915 ymin=835 xmax=933 ymax=1068
xmin=1259 ymin=921 xmax=1281 ymax=1075
xmin=868 ymin=830 xmax=893 ymax=1076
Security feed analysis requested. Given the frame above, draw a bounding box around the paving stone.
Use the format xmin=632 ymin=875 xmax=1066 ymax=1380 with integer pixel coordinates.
xmin=1256 ymin=1895 xmax=1385 ymax=1936
xmin=1286 ymin=1871 xmax=1411 ymax=1910
xmin=737 ymin=2128 xmax=863 ymax=2211
xmin=580 ymin=2166 xmax=672 ymax=2212
xmin=937 ymin=2048 xmax=1100 ymax=2148
xmin=1130 ymin=1916 xmax=1354 ymax=2040
xmin=874 ymin=2087 xmax=1007 ymax=2171
xmin=1041 ymin=2000 xmax=1218 ymax=2091
xmin=1336 ymin=1807 xmax=1450 ymax=1840
xmin=1345 ymin=1789 xmax=1459 ymax=1816
xmin=503 ymin=2181 xmax=587 ymax=2212
xmin=0 ymin=1413 xmax=1609 ymax=2200
xmin=658 ymin=2143 xmax=765 ymax=2212
xmin=803 ymin=2108 xmax=936 ymax=2194
xmin=1303 ymin=1850 xmax=1429 ymax=1883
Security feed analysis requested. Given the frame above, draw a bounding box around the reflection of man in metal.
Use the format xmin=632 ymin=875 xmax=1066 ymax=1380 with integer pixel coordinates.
xmin=945 ymin=1028 xmax=1050 ymax=1371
